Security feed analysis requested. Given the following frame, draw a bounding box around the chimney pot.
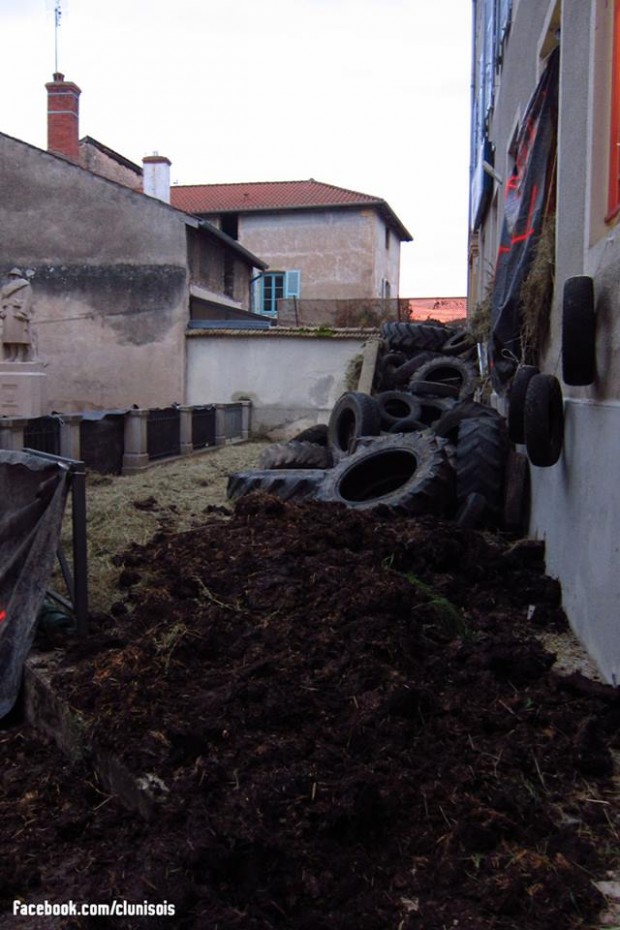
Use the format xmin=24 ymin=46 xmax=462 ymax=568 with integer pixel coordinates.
xmin=142 ymin=154 xmax=172 ymax=204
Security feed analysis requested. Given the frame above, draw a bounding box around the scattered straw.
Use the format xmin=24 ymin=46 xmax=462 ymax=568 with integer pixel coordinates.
xmin=55 ymin=441 xmax=270 ymax=614
xmin=520 ymin=212 xmax=556 ymax=361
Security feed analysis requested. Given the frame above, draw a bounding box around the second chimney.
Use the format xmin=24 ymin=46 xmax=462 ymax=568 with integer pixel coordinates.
xmin=142 ymin=154 xmax=171 ymax=204
xmin=46 ymin=72 xmax=82 ymax=163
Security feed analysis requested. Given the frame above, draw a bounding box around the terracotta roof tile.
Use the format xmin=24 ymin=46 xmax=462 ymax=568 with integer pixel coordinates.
xmin=170 ymin=179 xmax=412 ymax=240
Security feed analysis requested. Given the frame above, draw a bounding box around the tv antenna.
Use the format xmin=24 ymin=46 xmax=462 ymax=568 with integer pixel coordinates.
xmin=54 ymin=1 xmax=61 ymax=73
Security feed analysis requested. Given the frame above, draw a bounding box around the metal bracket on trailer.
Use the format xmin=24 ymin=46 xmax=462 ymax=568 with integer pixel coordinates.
xmin=23 ymin=448 xmax=89 ymax=636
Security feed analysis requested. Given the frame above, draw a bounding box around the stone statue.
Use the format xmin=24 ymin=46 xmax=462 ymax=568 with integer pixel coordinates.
xmin=0 ymin=268 xmax=36 ymax=362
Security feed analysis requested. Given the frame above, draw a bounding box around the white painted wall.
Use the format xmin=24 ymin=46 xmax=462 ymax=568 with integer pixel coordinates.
xmin=470 ymin=0 xmax=620 ymax=682
xmin=529 ymin=400 xmax=620 ymax=682
xmin=186 ymin=332 xmax=370 ymax=436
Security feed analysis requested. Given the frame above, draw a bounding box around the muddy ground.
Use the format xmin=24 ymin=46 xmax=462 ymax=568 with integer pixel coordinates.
xmin=2 ymin=450 xmax=620 ymax=929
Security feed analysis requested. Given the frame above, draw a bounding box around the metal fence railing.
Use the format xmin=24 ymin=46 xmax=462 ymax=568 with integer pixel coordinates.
xmin=219 ymin=403 xmax=243 ymax=441
xmin=191 ymin=404 xmax=216 ymax=450
xmin=23 ymin=416 xmax=61 ymax=456
xmin=1 ymin=402 xmax=250 ymax=475
xmin=147 ymin=407 xmax=181 ymax=461
xmin=80 ymin=414 xmax=125 ymax=475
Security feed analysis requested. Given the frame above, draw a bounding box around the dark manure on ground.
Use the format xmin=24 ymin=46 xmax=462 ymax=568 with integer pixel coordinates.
xmin=2 ymin=492 xmax=620 ymax=929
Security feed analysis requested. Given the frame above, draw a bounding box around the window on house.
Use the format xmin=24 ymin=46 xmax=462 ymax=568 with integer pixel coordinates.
xmin=263 ymin=272 xmax=285 ymax=314
xmin=385 ymin=226 xmax=390 ymax=250
xmin=221 ymin=213 xmax=239 ymax=239
xmin=253 ymin=271 xmax=301 ymax=316
xmin=609 ymin=0 xmax=620 ymax=219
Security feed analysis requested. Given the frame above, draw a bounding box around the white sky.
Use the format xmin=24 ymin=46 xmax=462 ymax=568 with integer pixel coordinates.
xmin=1 ymin=0 xmax=472 ymax=297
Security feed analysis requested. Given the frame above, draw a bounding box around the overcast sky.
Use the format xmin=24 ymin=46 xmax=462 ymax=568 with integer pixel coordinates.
xmin=1 ymin=0 xmax=472 ymax=297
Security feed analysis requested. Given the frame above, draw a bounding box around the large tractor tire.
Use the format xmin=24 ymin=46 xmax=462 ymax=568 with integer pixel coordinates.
xmin=227 ymin=468 xmax=327 ymax=502
xmin=380 ymin=322 xmax=449 ymax=355
xmin=316 ymin=432 xmax=454 ymax=516
xmin=259 ymin=440 xmax=331 ymax=470
xmin=456 ymin=416 xmax=509 ymax=519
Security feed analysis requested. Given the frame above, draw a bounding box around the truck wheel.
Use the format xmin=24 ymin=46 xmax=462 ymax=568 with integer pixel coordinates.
xmin=524 ymin=374 xmax=564 ymax=467
xmin=442 ymin=329 xmax=476 ymax=356
xmin=328 ymin=392 xmax=381 ymax=462
xmin=375 ymin=351 xmax=407 ymax=390
xmin=376 ymin=391 xmax=422 ymax=429
xmin=391 ymin=352 xmax=442 ymax=385
xmin=562 ymin=275 xmax=596 ymax=385
xmin=508 ymin=365 xmax=539 ymax=444
xmin=409 ymin=357 xmax=478 ymax=400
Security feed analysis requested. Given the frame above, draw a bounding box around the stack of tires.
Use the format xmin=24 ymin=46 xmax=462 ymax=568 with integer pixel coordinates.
xmin=228 ymin=321 xmax=526 ymax=530
xmin=370 ymin=321 xmax=509 ymax=527
xmin=230 ymin=277 xmax=598 ymax=530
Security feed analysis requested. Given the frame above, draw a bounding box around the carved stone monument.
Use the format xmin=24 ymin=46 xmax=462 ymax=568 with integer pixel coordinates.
xmin=0 ymin=269 xmax=47 ymax=417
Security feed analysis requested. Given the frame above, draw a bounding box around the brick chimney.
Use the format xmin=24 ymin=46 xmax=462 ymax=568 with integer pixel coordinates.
xmin=142 ymin=154 xmax=171 ymax=203
xmin=46 ymin=73 xmax=81 ymax=162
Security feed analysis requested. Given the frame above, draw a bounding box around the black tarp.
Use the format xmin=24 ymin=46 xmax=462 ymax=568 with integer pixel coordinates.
xmin=490 ymin=46 xmax=559 ymax=391
xmin=0 ymin=451 xmax=69 ymax=718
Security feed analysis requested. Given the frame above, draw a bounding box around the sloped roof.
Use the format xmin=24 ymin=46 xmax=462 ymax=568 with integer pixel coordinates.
xmin=79 ymin=136 xmax=142 ymax=175
xmin=170 ymin=179 xmax=413 ymax=241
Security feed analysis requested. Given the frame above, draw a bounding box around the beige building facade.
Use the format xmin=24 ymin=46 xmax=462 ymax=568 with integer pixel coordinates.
xmin=238 ymin=207 xmax=402 ymax=303
xmin=170 ymin=180 xmax=412 ymax=315
xmin=469 ymin=0 xmax=620 ymax=681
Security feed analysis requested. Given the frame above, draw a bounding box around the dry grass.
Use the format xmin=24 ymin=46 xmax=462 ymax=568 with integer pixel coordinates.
xmin=56 ymin=440 xmax=270 ymax=614
xmin=520 ymin=212 xmax=556 ymax=361
xmin=469 ymin=289 xmax=493 ymax=344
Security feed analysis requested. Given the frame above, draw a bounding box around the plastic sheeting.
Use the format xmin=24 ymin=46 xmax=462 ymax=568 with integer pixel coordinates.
xmin=490 ymin=46 xmax=559 ymax=391
xmin=0 ymin=451 xmax=69 ymax=718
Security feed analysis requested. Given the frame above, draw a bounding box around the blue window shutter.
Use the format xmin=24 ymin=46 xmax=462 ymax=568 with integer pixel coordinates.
xmin=252 ymin=276 xmax=263 ymax=313
xmin=284 ymin=270 xmax=301 ymax=298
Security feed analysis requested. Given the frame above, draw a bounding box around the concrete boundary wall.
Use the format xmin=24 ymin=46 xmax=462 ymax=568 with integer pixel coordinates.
xmin=186 ymin=329 xmax=378 ymax=437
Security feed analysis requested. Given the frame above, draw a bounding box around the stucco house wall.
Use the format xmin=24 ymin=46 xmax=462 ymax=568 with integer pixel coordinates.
xmin=235 ymin=208 xmax=388 ymax=300
xmin=469 ymin=0 xmax=620 ymax=682
xmin=0 ymin=132 xmax=260 ymax=413
xmin=1 ymin=132 xmax=188 ymax=411
xmin=371 ymin=216 xmax=401 ymax=298
xmin=79 ymin=137 xmax=143 ymax=190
